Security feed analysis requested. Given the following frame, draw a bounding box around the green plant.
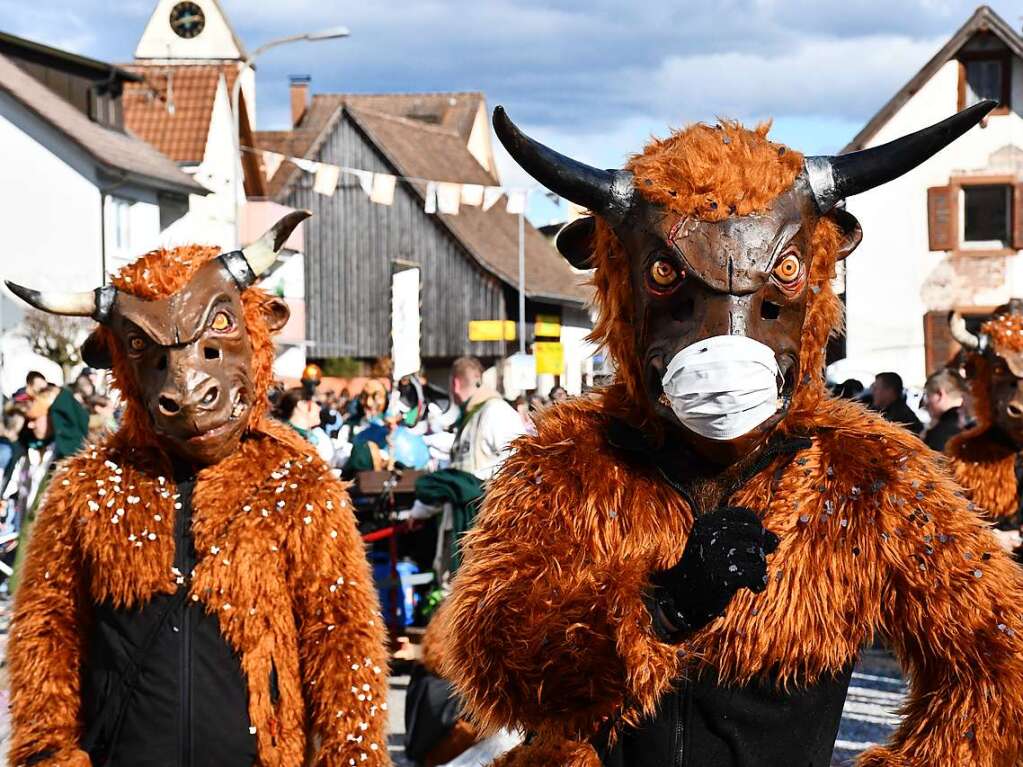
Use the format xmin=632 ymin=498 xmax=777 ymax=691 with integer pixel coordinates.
xmin=321 ymin=357 xmax=363 ymax=378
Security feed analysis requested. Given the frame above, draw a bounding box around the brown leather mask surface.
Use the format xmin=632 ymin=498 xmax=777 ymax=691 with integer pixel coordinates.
xmin=983 ymin=343 xmax=1023 ymax=449
xmin=615 ymin=177 xmax=826 ymax=463
xmin=100 ymin=259 xmax=262 ymax=466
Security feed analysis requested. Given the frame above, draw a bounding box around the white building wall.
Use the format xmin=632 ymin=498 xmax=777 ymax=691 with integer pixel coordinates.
xmin=0 ymin=93 xmax=102 ymax=291
xmin=844 ymin=58 xmax=1023 ymax=387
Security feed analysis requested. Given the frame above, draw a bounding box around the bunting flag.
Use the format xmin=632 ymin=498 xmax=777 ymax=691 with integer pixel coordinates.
xmin=370 ymin=173 xmax=397 ymax=205
xmin=241 ymin=146 xmax=538 ymax=217
xmin=436 ymin=182 xmax=461 ymax=215
xmin=313 ymin=164 xmax=341 ymax=196
xmin=482 ymin=186 xmax=504 ymax=211
xmin=505 ymin=189 xmax=528 ymax=215
xmin=460 ymin=184 xmax=484 ymax=206
xmin=262 ymin=150 xmax=283 ymax=180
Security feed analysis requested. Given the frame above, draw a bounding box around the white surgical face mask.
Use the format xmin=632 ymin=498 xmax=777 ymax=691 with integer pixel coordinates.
xmin=660 ymin=335 xmax=783 ymax=441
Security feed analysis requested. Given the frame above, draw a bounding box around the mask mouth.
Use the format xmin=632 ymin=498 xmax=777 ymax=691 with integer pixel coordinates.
xmin=155 ymin=386 xmax=250 ymax=442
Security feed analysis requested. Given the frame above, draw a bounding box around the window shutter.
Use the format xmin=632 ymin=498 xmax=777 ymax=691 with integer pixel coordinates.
xmin=923 ymin=310 xmax=957 ymax=375
xmin=927 ymin=186 xmax=957 ymax=251
xmin=1013 ymin=183 xmax=1023 ymax=250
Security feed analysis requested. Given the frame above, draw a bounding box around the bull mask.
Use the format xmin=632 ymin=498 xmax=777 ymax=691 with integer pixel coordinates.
xmin=5 ymin=210 xmax=309 ymax=466
xmin=950 ymin=299 xmax=1023 ymax=449
xmin=493 ymin=102 xmax=995 ymax=464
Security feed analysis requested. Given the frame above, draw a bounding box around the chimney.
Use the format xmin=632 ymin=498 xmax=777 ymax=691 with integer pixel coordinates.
xmin=290 ymin=75 xmax=310 ymax=127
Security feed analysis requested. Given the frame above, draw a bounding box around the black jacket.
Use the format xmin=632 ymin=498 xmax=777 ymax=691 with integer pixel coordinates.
xmin=879 ymin=398 xmax=923 ymax=434
xmin=596 ymin=422 xmax=854 ymax=767
xmin=80 ymin=466 xmax=256 ymax=767
xmin=923 ymin=407 xmax=961 ymax=452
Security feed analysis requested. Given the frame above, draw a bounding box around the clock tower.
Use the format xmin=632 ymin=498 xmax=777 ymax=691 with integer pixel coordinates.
xmin=134 ymin=0 xmax=246 ymax=61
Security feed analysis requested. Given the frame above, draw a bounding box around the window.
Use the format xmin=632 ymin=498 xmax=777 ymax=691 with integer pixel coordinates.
xmin=963 ymin=184 xmax=1011 ymax=245
xmin=958 ymin=49 xmax=1011 ymax=113
xmin=110 ymin=197 xmax=132 ymax=252
xmin=964 ymin=58 xmax=1005 ymax=106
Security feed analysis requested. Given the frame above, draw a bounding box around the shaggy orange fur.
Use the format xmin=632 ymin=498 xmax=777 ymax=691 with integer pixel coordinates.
xmin=7 ymin=248 xmax=391 ymax=767
xmin=443 ymin=122 xmax=1023 ymax=765
xmin=947 ymin=313 xmax=1023 ymax=522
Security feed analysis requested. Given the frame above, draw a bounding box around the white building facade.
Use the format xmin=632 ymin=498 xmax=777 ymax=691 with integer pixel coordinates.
xmin=843 ymin=6 xmax=1023 ymax=386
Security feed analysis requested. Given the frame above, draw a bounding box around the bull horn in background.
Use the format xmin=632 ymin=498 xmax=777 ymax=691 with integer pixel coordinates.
xmin=949 ymin=311 xmax=988 ymax=352
xmin=4 ymin=281 xmax=117 ymax=323
xmin=492 ymin=106 xmax=635 ymax=225
xmin=220 ymin=210 xmax=312 ymax=290
xmin=805 ymin=100 xmax=996 ymax=213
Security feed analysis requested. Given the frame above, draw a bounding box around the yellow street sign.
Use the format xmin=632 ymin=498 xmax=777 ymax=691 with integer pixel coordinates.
xmin=534 ymin=314 xmax=561 ymax=338
xmin=534 ymin=341 xmax=564 ymax=375
xmin=469 ymin=320 xmax=516 ymax=341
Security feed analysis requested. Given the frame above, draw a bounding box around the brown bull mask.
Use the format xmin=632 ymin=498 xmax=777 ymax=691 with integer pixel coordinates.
xmin=5 ymin=211 xmax=309 ymax=466
xmin=494 ymin=102 xmax=994 ymax=463
xmin=950 ymin=300 xmax=1023 ymax=449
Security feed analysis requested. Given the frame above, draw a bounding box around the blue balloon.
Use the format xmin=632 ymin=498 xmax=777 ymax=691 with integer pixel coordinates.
xmin=389 ymin=426 xmax=430 ymax=469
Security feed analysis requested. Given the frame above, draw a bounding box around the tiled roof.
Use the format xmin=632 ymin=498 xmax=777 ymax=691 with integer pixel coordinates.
xmin=122 ymin=63 xmax=238 ymax=163
xmin=255 ymin=92 xmax=589 ymax=305
xmin=0 ymin=52 xmax=205 ymax=195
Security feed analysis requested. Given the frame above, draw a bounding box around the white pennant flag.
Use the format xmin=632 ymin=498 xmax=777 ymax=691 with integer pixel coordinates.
xmin=262 ymin=150 xmax=283 ymax=180
xmin=424 ymin=181 xmax=438 ymax=214
xmin=505 ymin=189 xmax=528 ymax=215
xmin=313 ymin=163 xmax=341 ymax=196
xmin=460 ymin=184 xmax=484 ymax=206
xmin=371 ymin=173 xmax=397 ymax=205
xmin=347 ymin=168 xmax=374 ymax=196
xmin=436 ymin=182 xmax=461 ymax=215
xmin=482 ymin=186 xmax=504 ymax=211
xmin=293 ymin=157 xmax=319 ymax=174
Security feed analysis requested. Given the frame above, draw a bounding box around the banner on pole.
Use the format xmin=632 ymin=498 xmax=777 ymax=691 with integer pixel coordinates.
xmin=391 ymin=268 xmax=421 ymax=379
xmin=506 ymin=352 xmax=537 ymax=391
xmin=534 ymin=342 xmax=564 ymax=375
xmin=468 ymin=320 xmax=516 ymax=342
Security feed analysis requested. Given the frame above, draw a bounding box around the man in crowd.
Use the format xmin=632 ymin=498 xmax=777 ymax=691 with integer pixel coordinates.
xmin=922 ymin=368 xmax=964 ymax=451
xmin=871 ymin=371 xmax=923 ymax=434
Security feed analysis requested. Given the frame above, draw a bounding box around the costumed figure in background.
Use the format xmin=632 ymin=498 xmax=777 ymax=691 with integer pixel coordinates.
xmin=3 ymin=212 xmax=391 ymax=767
xmin=946 ymin=302 xmax=1023 ymax=551
xmin=443 ymin=100 xmax=1023 ymax=766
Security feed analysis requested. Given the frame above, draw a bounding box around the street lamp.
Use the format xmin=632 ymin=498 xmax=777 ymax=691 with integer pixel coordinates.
xmin=232 ymin=26 xmax=351 ymax=247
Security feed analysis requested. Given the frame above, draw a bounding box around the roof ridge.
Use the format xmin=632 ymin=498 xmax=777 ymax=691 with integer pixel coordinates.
xmin=345 ymin=104 xmax=464 ymax=138
xmin=329 ymin=90 xmax=483 ymax=100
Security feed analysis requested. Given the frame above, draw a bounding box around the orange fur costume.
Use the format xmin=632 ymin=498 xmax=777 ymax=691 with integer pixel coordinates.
xmin=442 ymin=122 xmax=1023 ymax=765
xmin=6 ymin=247 xmax=391 ymax=767
xmin=947 ymin=312 xmax=1023 ymax=522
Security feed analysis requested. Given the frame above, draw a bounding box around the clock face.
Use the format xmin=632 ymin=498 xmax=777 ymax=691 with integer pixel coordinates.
xmin=169 ymin=1 xmax=205 ymax=39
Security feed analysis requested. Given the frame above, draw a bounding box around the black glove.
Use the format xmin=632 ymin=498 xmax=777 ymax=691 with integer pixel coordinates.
xmin=650 ymin=506 xmax=779 ymax=639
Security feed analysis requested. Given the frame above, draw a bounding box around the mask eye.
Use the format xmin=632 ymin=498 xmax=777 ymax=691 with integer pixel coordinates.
xmin=128 ymin=335 xmax=146 ymax=352
xmin=773 ymin=252 xmax=802 ymax=284
xmin=648 ymin=258 xmax=684 ymax=293
xmin=210 ymin=311 xmax=233 ymax=332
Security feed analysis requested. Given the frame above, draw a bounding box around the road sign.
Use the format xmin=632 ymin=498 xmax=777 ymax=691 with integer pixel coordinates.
xmin=534 ymin=341 xmax=564 ymax=375
xmin=469 ymin=320 xmax=516 ymax=341
xmin=534 ymin=314 xmax=561 ymax=338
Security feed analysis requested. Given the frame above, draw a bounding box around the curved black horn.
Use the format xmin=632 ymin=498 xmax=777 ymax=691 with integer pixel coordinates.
xmin=493 ymin=106 xmax=634 ymax=223
xmin=805 ymin=100 xmax=997 ymax=212
xmin=4 ymin=281 xmax=116 ymax=323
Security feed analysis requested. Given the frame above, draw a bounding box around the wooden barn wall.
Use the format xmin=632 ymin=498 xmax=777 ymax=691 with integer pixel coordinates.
xmin=283 ymin=113 xmax=507 ymax=361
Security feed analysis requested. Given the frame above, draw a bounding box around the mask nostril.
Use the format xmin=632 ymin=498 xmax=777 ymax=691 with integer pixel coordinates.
xmin=202 ymin=386 xmax=219 ymax=406
xmin=1009 ymin=403 xmax=1023 ymax=418
xmin=159 ymin=395 xmax=179 ymax=414
xmin=760 ymin=300 xmax=781 ymax=320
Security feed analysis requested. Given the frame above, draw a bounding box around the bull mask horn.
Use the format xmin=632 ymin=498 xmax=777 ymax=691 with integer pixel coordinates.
xmin=805 ymin=100 xmax=996 ymax=212
xmin=949 ymin=310 xmax=987 ymax=352
xmin=492 ymin=106 xmax=634 ymax=224
xmin=220 ymin=209 xmax=311 ymax=290
xmin=4 ymin=281 xmax=117 ymax=323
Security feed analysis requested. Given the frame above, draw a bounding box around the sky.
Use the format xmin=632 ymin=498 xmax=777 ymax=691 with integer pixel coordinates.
xmin=4 ymin=0 xmax=1021 ymax=223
